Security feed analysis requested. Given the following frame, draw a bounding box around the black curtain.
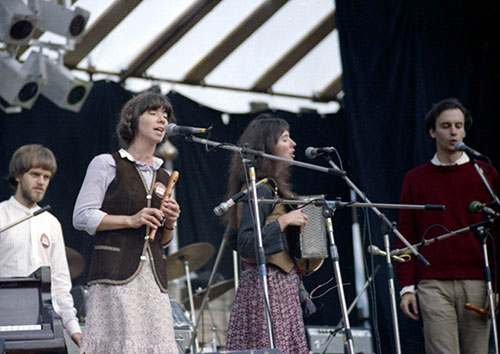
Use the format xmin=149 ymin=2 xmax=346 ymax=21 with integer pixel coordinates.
xmin=336 ymin=0 xmax=499 ymax=352
xmin=0 ymin=81 xmax=132 ymax=285
xmin=1 ymin=83 xmax=359 ymax=332
xmin=168 ymin=92 xmax=357 ymax=328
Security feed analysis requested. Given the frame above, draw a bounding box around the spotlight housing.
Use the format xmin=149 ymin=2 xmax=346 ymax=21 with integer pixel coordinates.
xmin=0 ymin=1 xmax=38 ymax=45
xmin=40 ymin=55 xmax=93 ymax=112
xmin=0 ymin=51 xmax=46 ymax=109
xmin=28 ymin=0 xmax=89 ymax=43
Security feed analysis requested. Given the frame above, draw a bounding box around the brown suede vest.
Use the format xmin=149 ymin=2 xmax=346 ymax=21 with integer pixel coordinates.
xmin=87 ymin=152 xmax=170 ymax=292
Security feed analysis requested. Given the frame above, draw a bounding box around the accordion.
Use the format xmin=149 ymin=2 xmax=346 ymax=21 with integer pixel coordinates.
xmin=288 ymin=196 xmax=328 ymax=275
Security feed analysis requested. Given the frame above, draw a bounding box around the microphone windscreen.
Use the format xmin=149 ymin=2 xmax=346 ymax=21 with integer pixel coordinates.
xmin=305 ymin=147 xmax=316 ymax=159
xmin=469 ymin=201 xmax=482 ymax=213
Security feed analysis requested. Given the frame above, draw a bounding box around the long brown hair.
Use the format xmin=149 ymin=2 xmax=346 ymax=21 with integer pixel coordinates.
xmin=224 ymin=114 xmax=293 ymax=229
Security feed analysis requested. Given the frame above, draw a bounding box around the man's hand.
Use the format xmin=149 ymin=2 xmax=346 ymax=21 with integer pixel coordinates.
xmin=71 ymin=332 xmax=83 ymax=347
xmin=400 ymin=293 xmax=419 ymax=320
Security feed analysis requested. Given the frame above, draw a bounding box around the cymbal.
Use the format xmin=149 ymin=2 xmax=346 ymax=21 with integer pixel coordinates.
xmin=65 ymin=247 xmax=85 ymax=279
xmin=183 ymin=278 xmax=234 ymax=310
xmin=166 ymin=242 xmax=214 ymax=281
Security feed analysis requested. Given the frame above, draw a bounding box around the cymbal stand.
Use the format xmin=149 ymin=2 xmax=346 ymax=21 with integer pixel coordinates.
xmin=187 ymin=227 xmax=232 ymax=350
xmin=203 ymin=298 xmax=221 ymax=352
xmin=319 ymin=265 xmax=381 ymax=354
xmin=182 ymin=258 xmax=199 ymax=353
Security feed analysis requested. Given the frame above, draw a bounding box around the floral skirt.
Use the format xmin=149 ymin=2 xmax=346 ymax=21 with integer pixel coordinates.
xmin=81 ymin=256 xmax=178 ymax=354
xmin=226 ymin=265 xmax=309 ymax=354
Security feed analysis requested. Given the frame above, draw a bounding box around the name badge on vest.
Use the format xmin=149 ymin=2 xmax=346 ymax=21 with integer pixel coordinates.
xmin=40 ymin=233 xmax=50 ymax=248
xmin=154 ymin=182 xmax=166 ymax=199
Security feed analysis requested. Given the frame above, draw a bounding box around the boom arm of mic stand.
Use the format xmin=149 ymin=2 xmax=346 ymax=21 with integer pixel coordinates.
xmin=185 ymin=135 xmax=347 ymax=177
xmin=470 ymin=158 xmax=500 ymax=206
xmin=324 ymin=158 xmax=431 ymax=267
xmin=0 ymin=205 xmax=51 ymax=234
xmin=391 ymin=217 xmax=498 ymax=256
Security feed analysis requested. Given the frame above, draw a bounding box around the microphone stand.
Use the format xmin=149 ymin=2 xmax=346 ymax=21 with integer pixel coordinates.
xmin=391 ymin=216 xmax=499 ymax=354
xmin=259 ymin=198 xmax=434 ymax=354
xmin=381 ymin=222 xmax=402 ymax=354
xmin=320 ymin=153 xmax=428 ymax=354
xmin=391 ymin=218 xmax=497 ymax=256
xmin=184 ymin=135 xmax=348 ymax=349
xmin=321 ymin=202 xmax=355 ymax=354
xmin=245 ymin=158 xmax=275 ymax=348
xmin=469 ymin=156 xmax=499 ymax=354
xmin=319 ymin=265 xmax=381 ymax=354
xmin=321 ymin=155 xmax=430 ymax=267
xmin=469 ymin=157 xmax=500 ymax=207
xmin=473 ymin=222 xmax=499 ymax=354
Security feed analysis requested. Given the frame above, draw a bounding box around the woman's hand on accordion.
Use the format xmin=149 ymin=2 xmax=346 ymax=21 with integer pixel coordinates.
xmin=278 ymin=209 xmax=308 ymax=233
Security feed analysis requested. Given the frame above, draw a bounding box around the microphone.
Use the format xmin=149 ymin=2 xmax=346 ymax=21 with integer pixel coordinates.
xmin=305 ymin=146 xmax=336 ymax=159
xmin=166 ymin=123 xmax=211 ymax=136
xmin=469 ymin=201 xmax=500 ymax=217
xmin=213 ymin=178 xmax=269 ymax=216
xmin=33 ymin=205 xmax=51 ymax=216
xmin=454 ymin=142 xmax=485 ymax=159
xmin=367 ymin=245 xmax=407 ymax=263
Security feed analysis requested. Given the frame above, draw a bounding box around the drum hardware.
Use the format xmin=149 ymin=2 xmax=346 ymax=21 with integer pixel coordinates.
xmin=185 ymin=278 xmax=235 ymax=352
xmin=182 ymin=279 xmax=234 ymax=311
xmin=167 ymin=242 xmax=215 ymax=353
xmin=170 ymin=299 xmax=193 ymax=353
xmin=182 ymin=279 xmax=234 ymax=352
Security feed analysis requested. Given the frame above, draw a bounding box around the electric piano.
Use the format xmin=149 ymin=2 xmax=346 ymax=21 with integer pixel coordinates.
xmin=0 ymin=267 xmax=65 ymax=352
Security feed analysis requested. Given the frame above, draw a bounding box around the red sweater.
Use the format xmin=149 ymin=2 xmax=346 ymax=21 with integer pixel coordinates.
xmin=395 ymin=160 xmax=499 ymax=289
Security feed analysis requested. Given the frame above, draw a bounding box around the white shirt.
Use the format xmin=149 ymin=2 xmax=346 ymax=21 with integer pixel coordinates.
xmin=400 ymin=152 xmax=470 ymax=296
xmin=73 ymin=149 xmax=164 ymax=235
xmin=0 ymin=196 xmax=81 ymax=336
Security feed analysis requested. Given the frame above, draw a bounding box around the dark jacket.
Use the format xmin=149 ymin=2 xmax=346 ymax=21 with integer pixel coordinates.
xmin=87 ymin=152 xmax=170 ymax=292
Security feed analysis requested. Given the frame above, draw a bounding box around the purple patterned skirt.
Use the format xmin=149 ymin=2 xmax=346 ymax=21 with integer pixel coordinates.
xmin=226 ymin=265 xmax=309 ymax=354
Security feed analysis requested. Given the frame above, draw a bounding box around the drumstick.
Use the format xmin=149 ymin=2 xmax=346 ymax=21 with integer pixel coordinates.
xmin=465 ymin=303 xmax=489 ymax=318
xmin=149 ymin=171 xmax=179 ymax=241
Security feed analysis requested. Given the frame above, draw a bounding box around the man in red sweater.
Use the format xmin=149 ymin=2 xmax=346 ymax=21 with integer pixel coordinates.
xmin=395 ymin=98 xmax=499 ymax=353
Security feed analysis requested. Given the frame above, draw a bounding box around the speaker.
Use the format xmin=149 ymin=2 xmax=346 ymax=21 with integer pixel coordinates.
xmin=306 ymin=326 xmax=374 ymax=354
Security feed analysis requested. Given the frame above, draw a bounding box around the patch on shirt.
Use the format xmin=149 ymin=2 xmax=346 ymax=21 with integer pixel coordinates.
xmin=154 ymin=182 xmax=166 ymax=199
xmin=40 ymin=233 xmax=50 ymax=248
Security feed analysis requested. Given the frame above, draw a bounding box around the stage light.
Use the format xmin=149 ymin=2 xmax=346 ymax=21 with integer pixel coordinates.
xmin=0 ymin=51 xmax=46 ymax=110
xmin=28 ymin=0 xmax=90 ymax=43
xmin=0 ymin=1 xmax=38 ymax=45
xmin=39 ymin=55 xmax=92 ymax=112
